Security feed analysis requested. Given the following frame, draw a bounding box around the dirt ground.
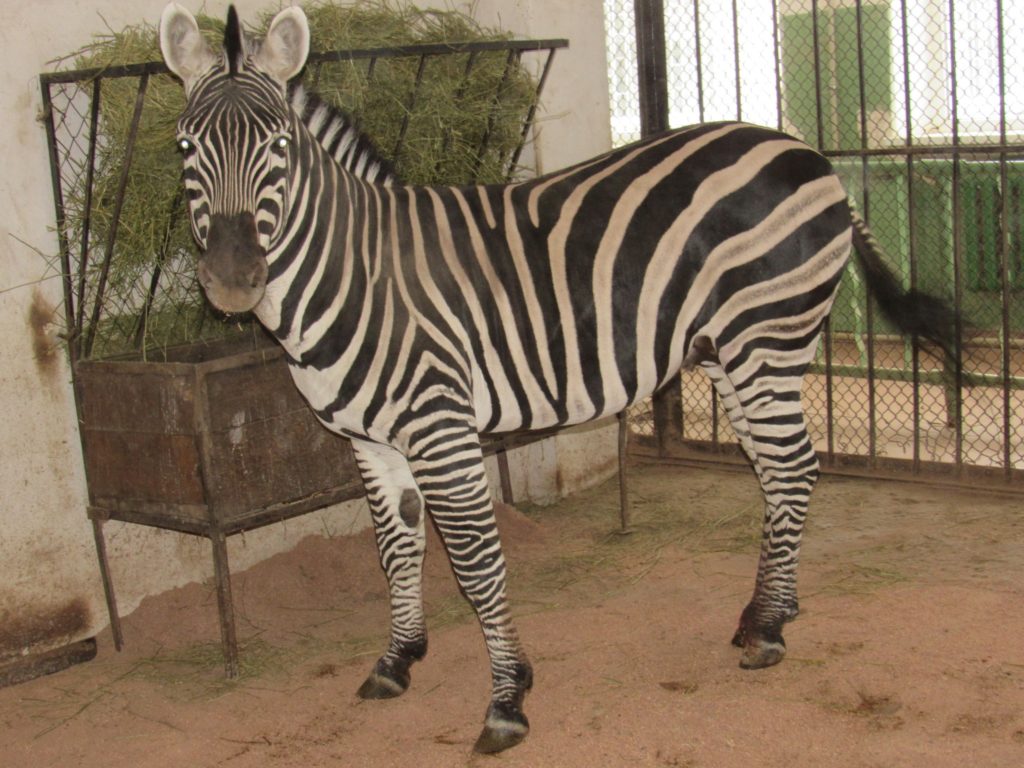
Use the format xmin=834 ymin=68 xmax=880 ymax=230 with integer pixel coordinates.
xmin=3 ymin=462 xmax=1024 ymax=768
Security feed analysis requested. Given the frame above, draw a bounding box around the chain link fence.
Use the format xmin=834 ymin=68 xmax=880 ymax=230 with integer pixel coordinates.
xmin=604 ymin=0 xmax=1024 ymax=484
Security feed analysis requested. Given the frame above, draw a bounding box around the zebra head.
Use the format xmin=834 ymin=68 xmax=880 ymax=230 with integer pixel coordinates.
xmin=160 ymin=3 xmax=310 ymax=314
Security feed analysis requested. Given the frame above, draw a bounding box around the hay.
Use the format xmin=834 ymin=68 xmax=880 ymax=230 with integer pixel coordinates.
xmin=58 ymin=1 xmax=540 ymax=357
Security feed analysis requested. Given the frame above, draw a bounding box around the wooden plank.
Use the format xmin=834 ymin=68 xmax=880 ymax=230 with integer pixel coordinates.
xmin=204 ymin=405 xmax=359 ymax=517
xmin=201 ymin=354 xmax=306 ymax=432
xmin=0 ymin=639 xmax=97 ymax=689
xmin=80 ymin=429 xmax=204 ymax=507
xmin=77 ymin=366 xmax=196 ymax=435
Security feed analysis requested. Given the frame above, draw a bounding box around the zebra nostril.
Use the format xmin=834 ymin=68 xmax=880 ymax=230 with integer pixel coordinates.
xmin=248 ymin=259 xmax=268 ymax=290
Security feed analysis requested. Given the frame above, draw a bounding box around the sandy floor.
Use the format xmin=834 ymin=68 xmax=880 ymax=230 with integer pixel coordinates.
xmin=3 ymin=462 xmax=1024 ymax=767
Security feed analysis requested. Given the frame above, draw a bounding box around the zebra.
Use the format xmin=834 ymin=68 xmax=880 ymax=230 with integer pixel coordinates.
xmin=159 ymin=3 xmax=957 ymax=753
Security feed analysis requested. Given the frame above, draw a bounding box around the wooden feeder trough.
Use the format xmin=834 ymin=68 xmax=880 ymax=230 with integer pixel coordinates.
xmin=77 ymin=335 xmax=365 ymax=677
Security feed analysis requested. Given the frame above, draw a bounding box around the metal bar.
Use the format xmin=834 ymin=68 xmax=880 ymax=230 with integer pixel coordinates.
xmin=711 ymin=376 xmax=719 ymax=443
xmin=38 ymin=39 xmax=569 ymax=84
xmin=824 ymin=143 xmax=1024 ymax=159
xmin=496 ymin=448 xmax=515 ymax=505
xmin=89 ymin=516 xmax=123 ymax=651
xmin=393 ymin=53 xmax=430 ymax=161
xmin=824 ymin=316 xmax=835 ymax=462
xmin=83 ymin=72 xmax=150 ymax=359
xmin=307 ymin=38 xmax=569 ymax=65
xmin=731 ymin=0 xmax=741 ymax=120
xmin=811 ymin=0 xmax=825 ymax=150
xmin=497 ymin=50 xmax=526 ymax=174
xmin=639 ymin=452 xmax=1024 ymax=497
xmin=806 ymin=362 xmax=1024 ymax=390
xmin=853 ymin=0 xmax=878 ymax=466
xmin=210 ymin=530 xmax=240 ymax=679
xmin=692 ymin=0 xmax=705 ymax=122
xmin=617 ymin=411 xmax=631 ymax=534
xmin=473 ymin=48 xmax=518 ymax=180
xmin=507 ymin=46 xmax=561 ymax=181
xmin=39 ymin=78 xmax=78 ymax=364
xmin=76 ymin=79 xmax=102 ymax=346
xmin=635 ymin=0 xmax=680 ymax=454
xmin=39 ymin=59 xmax=169 ymax=85
xmin=438 ymin=50 xmax=479 ymax=173
xmin=771 ymin=0 xmax=783 ymax=131
xmin=635 ymin=0 xmax=669 ymax=134
xmin=897 ymin=0 xmax=923 ymax=473
xmin=996 ymin=0 xmax=1012 ymax=479
xmin=948 ymin=0 xmax=965 ymax=467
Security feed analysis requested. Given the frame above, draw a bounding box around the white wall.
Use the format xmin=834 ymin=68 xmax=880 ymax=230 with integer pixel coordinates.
xmin=0 ymin=0 xmax=613 ymax=660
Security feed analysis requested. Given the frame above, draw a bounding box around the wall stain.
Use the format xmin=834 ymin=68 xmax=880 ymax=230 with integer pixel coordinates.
xmin=28 ymin=288 xmax=61 ymax=383
xmin=0 ymin=598 xmax=91 ymax=662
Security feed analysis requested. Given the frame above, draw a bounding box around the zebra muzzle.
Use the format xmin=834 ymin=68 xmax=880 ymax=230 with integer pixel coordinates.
xmin=197 ymin=212 xmax=269 ymax=314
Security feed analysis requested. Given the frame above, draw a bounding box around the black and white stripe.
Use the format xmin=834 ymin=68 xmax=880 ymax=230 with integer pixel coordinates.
xmin=288 ymin=84 xmax=395 ymax=185
xmin=161 ymin=3 xmax=957 ymax=753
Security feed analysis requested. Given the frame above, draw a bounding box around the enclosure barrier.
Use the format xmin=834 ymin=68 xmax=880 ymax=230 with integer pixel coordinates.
xmin=612 ymin=0 xmax=1023 ymax=490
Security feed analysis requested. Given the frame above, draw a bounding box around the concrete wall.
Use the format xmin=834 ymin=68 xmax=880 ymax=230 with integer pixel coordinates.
xmin=0 ymin=0 xmax=613 ymax=661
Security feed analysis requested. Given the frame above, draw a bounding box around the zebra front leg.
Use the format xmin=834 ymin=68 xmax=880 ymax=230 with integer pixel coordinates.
xmin=351 ymin=439 xmax=428 ymax=698
xmin=407 ymin=435 xmax=532 ymax=754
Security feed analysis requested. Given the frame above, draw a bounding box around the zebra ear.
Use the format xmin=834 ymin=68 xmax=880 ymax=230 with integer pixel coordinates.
xmin=160 ymin=3 xmax=217 ymax=91
xmin=254 ymin=6 xmax=310 ymax=83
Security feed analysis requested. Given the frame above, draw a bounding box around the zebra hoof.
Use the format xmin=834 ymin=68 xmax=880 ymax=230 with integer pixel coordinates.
xmin=738 ymin=639 xmax=787 ymax=670
xmin=356 ymin=667 xmax=409 ymax=699
xmin=473 ymin=704 xmax=529 ymax=753
xmin=732 ymin=603 xmax=789 ymax=669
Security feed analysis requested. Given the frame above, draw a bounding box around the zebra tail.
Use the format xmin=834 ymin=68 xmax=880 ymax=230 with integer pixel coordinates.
xmin=848 ymin=207 xmax=960 ymax=366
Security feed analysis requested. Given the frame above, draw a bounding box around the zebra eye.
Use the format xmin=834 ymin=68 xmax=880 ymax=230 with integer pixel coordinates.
xmin=275 ymin=136 xmax=290 ymax=150
xmin=178 ymin=137 xmax=195 ymax=155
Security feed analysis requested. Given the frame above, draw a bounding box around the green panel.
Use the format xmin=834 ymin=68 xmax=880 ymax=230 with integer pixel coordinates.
xmin=780 ymin=11 xmax=820 ymax=146
xmin=961 ymin=170 xmax=1001 ymax=291
xmin=833 ymin=4 xmax=891 ymax=150
xmin=782 ymin=5 xmax=890 ymax=152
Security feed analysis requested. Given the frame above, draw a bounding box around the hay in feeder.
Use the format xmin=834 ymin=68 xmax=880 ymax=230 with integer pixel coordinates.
xmin=57 ymin=1 xmax=541 ymax=357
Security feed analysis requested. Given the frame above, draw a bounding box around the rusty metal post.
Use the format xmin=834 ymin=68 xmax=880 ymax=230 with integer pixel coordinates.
xmin=634 ymin=0 xmax=683 ymax=455
xmin=210 ymin=530 xmax=240 ymax=679
xmin=496 ymin=447 xmax=515 ymax=505
xmin=617 ymin=411 xmax=631 ymax=534
xmin=89 ymin=513 xmax=124 ymax=651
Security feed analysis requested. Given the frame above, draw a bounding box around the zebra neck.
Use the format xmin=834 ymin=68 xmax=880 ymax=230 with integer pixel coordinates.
xmin=288 ymin=84 xmax=395 ymax=185
xmin=258 ymin=136 xmax=389 ymax=362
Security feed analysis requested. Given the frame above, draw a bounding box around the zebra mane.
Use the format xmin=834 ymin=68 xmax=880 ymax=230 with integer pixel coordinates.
xmin=288 ymin=84 xmax=397 ymax=186
xmin=224 ymin=5 xmax=243 ymax=77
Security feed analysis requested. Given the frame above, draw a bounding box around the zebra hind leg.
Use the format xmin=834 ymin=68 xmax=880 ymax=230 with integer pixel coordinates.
xmin=351 ymin=440 xmax=429 ymax=699
xmin=706 ymin=361 xmax=818 ymax=669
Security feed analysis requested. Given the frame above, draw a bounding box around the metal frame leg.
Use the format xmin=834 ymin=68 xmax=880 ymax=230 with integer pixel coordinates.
xmin=90 ymin=514 xmax=124 ymax=651
xmin=496 ymin=447 xmax=515 ymax=505
xmin=209 ymin=530 xmax=240 ymax=679
xmin=617 ymin=411 xmax=631 ymax=534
